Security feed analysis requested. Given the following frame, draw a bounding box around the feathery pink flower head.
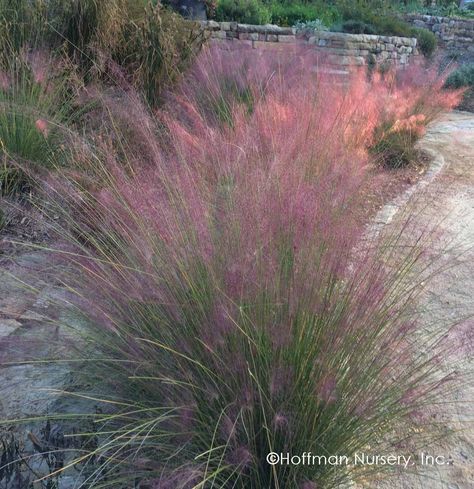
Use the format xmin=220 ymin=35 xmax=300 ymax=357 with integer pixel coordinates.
xmin=35 ymin=118 xmax=49 ymax=138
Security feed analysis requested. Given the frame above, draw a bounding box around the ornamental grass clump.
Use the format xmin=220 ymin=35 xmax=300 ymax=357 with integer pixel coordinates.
xmin=0 ymin=1 xmax=205 ymax=110
xmin=362 ymin=67 xmax=460 ymax=168
xmin=29 ymin=47 xmax=463 ymax=488
xmin=0 ymin=47 xmax=76 ymax=195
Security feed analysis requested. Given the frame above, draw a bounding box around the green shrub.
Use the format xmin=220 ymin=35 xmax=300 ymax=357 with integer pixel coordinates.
xmin=445 ymin=63 xmax=474 ymax=89
xmin=411 ymin=27 xmax=437 ymax=57
xmin=215 ymin=0 xmax=271 ymax=24
xmin=48 ymin=0 xmax=102 ymax=59
xmin=340 ymin=19 xmax=376 ymax=34
xmin=266 ymin=1 xmax=338 ymax=27
xmin=371 ymin=15 xmax=412 ymax=36
xmin=0 ymin=0 xmax=128 ymax=64
xmin=293 ymin=19 xmax=328 ymax=34
xmin=369 ymin=18 xmax=437 ymax=58
xmin=333 ymin=2 xmax=412 ymax=36
xmin=336 ymin=0 xmax=383 ymax=23
xmin=0 ymin=1 xmax=134 ymax=68
xmin=402 ymin=1 xmax=474 ymax=19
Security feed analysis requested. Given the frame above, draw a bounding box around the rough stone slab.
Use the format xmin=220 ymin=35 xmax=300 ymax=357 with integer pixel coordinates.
xmin=202 ymin=20 xmax=219 ymax=31
xmin=211 ymin=30 xmax=227 ymax=39
xmin=323 ymin=47 xmax=361 ymax=56
xmin=252 ymin=41 xmax=292 ymax=51
xmin=278 ymin=35 xmax=296 ymax=43
xmin=0 ymin=319 xmax=22 ymax=338
xmin=236 ymin=23 xmax=293 ymax=35
xmin=239 ymin=40 xmax=253 ymax=48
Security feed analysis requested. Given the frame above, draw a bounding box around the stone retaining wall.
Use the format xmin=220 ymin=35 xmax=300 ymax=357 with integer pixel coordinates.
xmin=302 ymin=31 xmax=419 ymax=66
xmin=405 ymin=14 xmax=474 ymax=51
xmin=201 ymin=21 xmax=420 ymax=67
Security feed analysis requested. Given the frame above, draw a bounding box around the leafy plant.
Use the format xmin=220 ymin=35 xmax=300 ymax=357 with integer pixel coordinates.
xmin=293 ymin=19 xmax=328 ymax=34
xmin=266 ymin=1 xmax=338 ymax=26
xmin=444 ymin=63 xmax=474 ymax=109
xmin=48 ymin=0 xmax=104 ymax=60
xmin=339 ymin=19 xmax=377 ymax=34
xmin=205 ymin=0 xmax=218 ymax=18
xmin=371 ymin=121 xmax=421 ymax=168
xmin=0 ymin=1 xmax=204 ymax=109
xmin=402 ymin=1 xmax=474 ymax=19
xmin=411 ymin=27 xmax=437 ymax=57
xmin=369 ymin=66 xmax=462 ymax=167
xmin=445 ymin=62 xmax=474 ymax=89
xmin=215 ymin=0 xmax=271 ymax=24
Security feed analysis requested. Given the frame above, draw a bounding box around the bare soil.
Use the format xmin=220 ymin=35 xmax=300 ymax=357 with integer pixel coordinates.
xmin=355 ymin=152 xmax=429 ymax=225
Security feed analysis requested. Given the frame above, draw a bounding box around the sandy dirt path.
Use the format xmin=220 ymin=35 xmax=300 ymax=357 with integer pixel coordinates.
xmin=377 ymin=111 xmax=474 ymax=489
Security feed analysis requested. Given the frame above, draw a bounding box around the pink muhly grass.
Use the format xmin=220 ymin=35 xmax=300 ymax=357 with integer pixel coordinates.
xmin=316 ymin=374 xmax=338 ymax=405
xmin=219 ymin=414 xmax=237 ymax=443
xmin=273 ymin=412 xmax=289 ymax=431
xmin=27 ymin=49 xmax=53 ymax=87
xmin=35 ymin=118 xmax=49 ymax=137
xmin=36 ymin=45 xmax=465 ymax=488
xmin=0 ymin=70 xmax=10 ymax=90
xmin=151 ymin=466 xmax=203 ymax=489
xmin=299 ymin=482 xmax=318 ymax=489
xmin=227 ymin=445 xmax=253 ymax=471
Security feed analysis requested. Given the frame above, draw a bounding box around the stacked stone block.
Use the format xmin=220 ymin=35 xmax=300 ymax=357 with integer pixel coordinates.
xmin=405 ymin=14 xmax=474 ymax=51
xmin=201 ymin=21 xmax=420 ymax=67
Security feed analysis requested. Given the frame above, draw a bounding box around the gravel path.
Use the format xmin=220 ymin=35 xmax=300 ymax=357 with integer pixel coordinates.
xmin=378 ymin=111 xmax=474 ymax=489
